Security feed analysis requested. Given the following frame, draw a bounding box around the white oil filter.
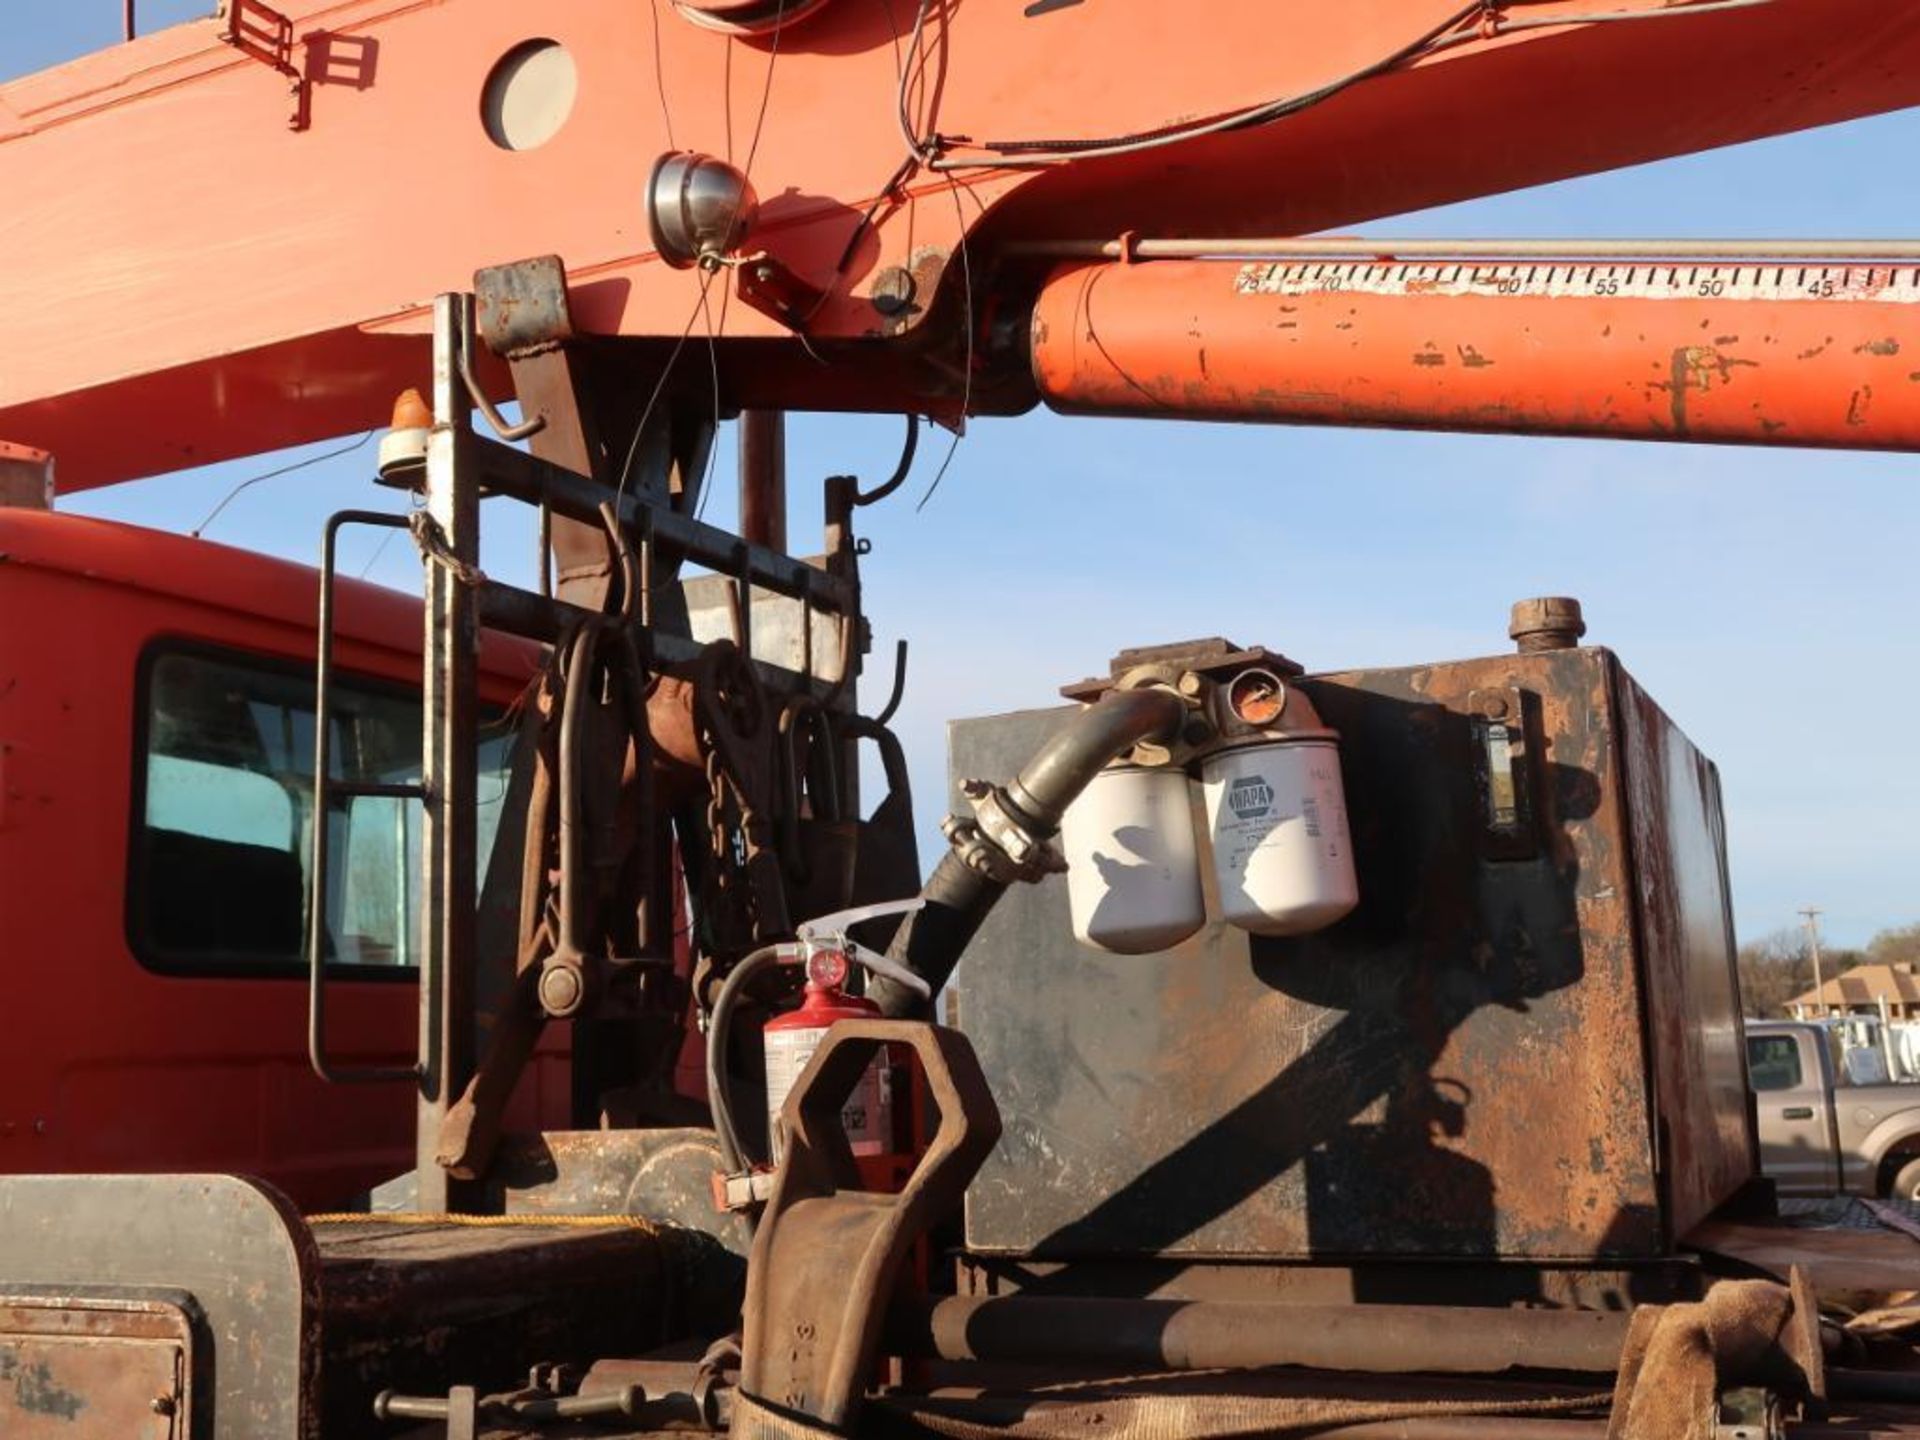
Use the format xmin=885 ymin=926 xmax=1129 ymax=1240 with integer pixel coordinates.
xmin=1060 ymin=765 xmax=1206 ymax=954
xmin=1201 ymin=740 xmax=1357 ymax=936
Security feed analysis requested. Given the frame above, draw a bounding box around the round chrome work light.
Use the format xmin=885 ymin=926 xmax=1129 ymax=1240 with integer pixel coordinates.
xmin=646 ymin=151 xmax=761 ymax=270
xmin=671 ymin=0 xmax=833 ymax=36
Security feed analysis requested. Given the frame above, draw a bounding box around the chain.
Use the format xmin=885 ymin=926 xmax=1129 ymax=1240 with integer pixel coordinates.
xmin=689 ymin=640 xmax=789 ymax=967
xmin=694 ymin=665 xmax=751 ymax=962
xmin=704 ymin=738 xmax=734 ymax=876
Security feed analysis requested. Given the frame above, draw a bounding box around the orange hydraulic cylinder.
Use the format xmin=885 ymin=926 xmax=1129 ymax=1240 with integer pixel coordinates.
xmin=1031 ymin=261 xmax=1920 ymax=449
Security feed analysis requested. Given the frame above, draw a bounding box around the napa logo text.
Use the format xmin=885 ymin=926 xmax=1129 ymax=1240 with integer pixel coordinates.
xmin=1227 ymin=776 xmax=1273 ymax=820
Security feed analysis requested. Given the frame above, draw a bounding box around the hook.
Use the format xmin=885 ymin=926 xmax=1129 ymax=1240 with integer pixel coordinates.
xmin=875 ymin=640 xmax=909 ymax=727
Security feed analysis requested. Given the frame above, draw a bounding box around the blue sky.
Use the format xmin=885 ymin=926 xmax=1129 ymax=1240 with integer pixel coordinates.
xmin=12 ymin=5 xmax=1918 ymax=948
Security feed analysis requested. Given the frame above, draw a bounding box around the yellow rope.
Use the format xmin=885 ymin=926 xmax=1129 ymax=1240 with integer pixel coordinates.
xmin=306 ymin=1211 xmax=658 ymax=1233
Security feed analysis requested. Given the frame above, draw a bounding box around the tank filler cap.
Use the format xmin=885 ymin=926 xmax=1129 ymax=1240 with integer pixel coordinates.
xmin=1509 ymin=596 xmax=1587 ymax=653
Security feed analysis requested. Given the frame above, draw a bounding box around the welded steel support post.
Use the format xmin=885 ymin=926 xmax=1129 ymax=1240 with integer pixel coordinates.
xmin=738 ymin=410 xmax=787 ymax=553
xmin=419 ymin=294 xmax=481 ymax=1212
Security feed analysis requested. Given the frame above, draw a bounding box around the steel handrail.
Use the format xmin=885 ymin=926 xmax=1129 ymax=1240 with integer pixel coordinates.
xmin=309 ymin=508 xmax=424 ymax=1085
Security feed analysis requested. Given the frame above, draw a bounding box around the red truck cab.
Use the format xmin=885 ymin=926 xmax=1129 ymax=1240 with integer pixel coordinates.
xmin=0 ymin=509 xmax=565 ymax=1210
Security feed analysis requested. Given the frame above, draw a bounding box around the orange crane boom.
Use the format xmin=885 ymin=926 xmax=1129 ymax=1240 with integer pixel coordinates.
xmin=3 ymin=0 xmax=1920 ymax=487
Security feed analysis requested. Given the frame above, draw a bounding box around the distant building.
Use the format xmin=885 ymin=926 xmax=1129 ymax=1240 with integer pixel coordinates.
xmin=1788 ymin=962 xmax=1920 ymax=1021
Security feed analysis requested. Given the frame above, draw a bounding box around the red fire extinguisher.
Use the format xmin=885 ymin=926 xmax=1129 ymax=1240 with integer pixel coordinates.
xmin=762 ymin=900 xmax=931 ymax=1167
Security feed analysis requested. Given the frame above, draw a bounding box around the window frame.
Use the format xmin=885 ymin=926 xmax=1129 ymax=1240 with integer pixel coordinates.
xmin=126 ymin=636 xmax=432 ymax=984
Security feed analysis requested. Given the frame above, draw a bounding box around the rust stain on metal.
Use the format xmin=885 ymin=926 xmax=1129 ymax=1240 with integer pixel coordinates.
xmin=1654 ymin=345 xmax=1759 ymax=435
xmin=0 ymin=1353 xmax=85 ymax=1420
xmin=882 ymin=246 xmax=952 ymax=340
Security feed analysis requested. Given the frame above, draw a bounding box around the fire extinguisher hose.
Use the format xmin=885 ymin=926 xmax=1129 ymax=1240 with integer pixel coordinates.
xmin=706 ymin=943 xmax=787 ymax=1175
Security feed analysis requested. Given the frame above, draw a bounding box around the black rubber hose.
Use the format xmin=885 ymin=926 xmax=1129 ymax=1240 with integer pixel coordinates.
xmin=870 ymin=851 xmax=1000 ymax=1018
xmin=870 ymin=688 xmax=1186 ymax=1018
xmin=706 ymin=943 xmax=786 ymax=1174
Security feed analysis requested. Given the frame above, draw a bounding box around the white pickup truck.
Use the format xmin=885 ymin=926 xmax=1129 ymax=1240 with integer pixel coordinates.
xmin=1747 ymin=1019 xmax=1920 ymax=1200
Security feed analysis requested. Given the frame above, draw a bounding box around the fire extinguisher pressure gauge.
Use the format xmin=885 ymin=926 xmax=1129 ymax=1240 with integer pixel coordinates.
xmin=805 ymin=947 xmax=850 ymax=989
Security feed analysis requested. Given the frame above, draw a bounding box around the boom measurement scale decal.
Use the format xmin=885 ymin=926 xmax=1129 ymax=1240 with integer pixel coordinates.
xmin=1235 ymin=261 xmax=1920 ymax=305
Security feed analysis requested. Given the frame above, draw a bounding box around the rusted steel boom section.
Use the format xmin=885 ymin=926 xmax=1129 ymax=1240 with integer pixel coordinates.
xmin=4 ymin=0 xmax=1920 ymax=486
xmin=1032 ymin=258 xmax=1920 ymax=447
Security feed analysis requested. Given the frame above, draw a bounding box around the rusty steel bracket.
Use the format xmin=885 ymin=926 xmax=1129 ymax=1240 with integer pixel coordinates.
xmin=736 ymin=254 xmax=828 ymax=333
xmin=471 ymin=255 xmax=621 ymax=609
xmin=0 ymin=442 xmax=53 ymax=509
xmin=476 ymin=255 xmax=578 ymax=360
xmin=1785 ymin=1265 xmax=1828 ymax=1415
xmin=220 ymin=0 xmax=310 ymax=131
xmin=737 ymin=1020 xmax=1000 ymax=1435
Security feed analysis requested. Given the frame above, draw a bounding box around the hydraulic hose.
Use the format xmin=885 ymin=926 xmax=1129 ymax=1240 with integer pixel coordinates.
xmin=870 ymin=687 xmax=1186 ymax=1017
xmin=1005 ymin=689 xmax=1192 ymax=825
xmin=869 ymin=850 xmax=999 ymax=1019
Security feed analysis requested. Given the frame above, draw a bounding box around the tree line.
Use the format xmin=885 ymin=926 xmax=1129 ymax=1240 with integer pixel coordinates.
xmin=1737 ymin=922 xmax=1920 ymax=1018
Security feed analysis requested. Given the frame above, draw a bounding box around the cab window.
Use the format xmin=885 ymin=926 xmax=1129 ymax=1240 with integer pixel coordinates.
xmin=1746 ymin=1034 xmax=1804 ymax=1092
xmin=131 ymin=645 xmax=512 ymax=976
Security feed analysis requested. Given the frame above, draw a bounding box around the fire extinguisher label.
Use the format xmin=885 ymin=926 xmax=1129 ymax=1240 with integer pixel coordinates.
xmin=764 ymin=1025 xmax=890 ymax=1164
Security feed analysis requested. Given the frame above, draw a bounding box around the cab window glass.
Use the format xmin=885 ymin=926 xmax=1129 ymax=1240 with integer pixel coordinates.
xmin=1746 ymin=1034 xmax=1804 ymax=1092
xmin=133 ymin=647 xmax=511 ymax=974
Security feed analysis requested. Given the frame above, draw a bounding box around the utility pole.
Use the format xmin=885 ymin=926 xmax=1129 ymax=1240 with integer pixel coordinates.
xmin=1800 ymin=907 xmax=1828 ymax=1018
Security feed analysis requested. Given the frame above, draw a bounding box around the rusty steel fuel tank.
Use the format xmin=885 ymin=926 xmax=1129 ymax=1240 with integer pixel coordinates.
xmin=950 ymin=633 xmax=1752 ymax=1262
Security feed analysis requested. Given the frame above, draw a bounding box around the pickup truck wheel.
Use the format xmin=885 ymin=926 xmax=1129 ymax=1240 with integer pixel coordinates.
xmin=1890 ymin=1157 xmax=1920 ymax=1202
